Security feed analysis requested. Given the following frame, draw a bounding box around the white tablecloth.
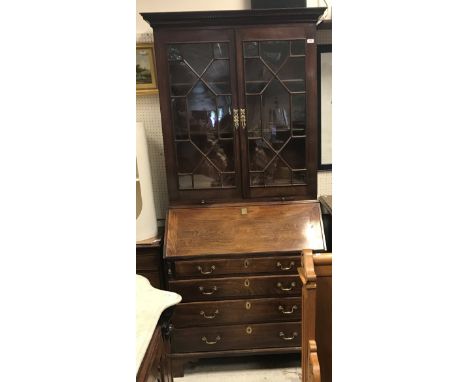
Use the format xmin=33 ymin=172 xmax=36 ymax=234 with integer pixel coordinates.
xmin=136 ymin=275 xmax=181 ymax=373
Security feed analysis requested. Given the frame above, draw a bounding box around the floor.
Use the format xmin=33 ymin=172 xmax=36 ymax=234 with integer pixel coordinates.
xmin=174 ymin=354 xmax=301 ymax=382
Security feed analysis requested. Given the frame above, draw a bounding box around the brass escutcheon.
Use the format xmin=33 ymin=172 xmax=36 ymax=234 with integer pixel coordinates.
xmin=245 ymin=301 xmax=251 ymax=310
xmin=246 ymin=326 xmax=252 ymax=334
xmin=244 ymin=259 xmax=249 ymax=268
xmin=244 ymin=279 xmax=250 ymax=287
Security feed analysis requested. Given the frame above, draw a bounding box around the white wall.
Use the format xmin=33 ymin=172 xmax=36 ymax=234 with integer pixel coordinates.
xmin=136 ymin=0 xmax=330 ymax=34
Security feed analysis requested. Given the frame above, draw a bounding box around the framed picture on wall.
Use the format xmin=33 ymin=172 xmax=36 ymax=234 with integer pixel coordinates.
xmin=136 ymin=43 xmax=158 ymax=95
xmin=318 ymin=44 xmax=332 ymax=170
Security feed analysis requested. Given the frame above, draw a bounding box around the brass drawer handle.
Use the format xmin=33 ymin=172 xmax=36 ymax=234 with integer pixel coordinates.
xmin=279 ymin=331 xmax=298 ymax=341
xmin=278 ymin=305 xmax=298 ymax=314
xmin=277 ymin=281 xmax=296 ymax=291
xmin=201 ymin=335 xmax=221 ymax=345
xmin=276 ymin=261 xmax=295 ymax=271
xmin=199 ymin=286 xmax=217 ymax=295
xmin=200 ymin=309 xmax=219 ymax=319
xmin=197 ymin=265 xmax=216 ymax=275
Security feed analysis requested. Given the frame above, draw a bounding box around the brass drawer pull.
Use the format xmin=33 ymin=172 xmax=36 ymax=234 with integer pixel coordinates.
xmin=200 ymin=309 xmax=219 ymax=319
xmin=278 ymin=305 xmax=298 ymax=314
xmin=201 ymin=335 xmax=221 ymax=345
xmin=199 ymin=286 xmax=217 ymax=295
xmin=197 ymin=265 xmax=216 ymax=275
xmin=279 ymin=331 xmax=298 ymax=341
xmin=276 ymin=261 xmax=295 ymax=271
xmin=277 ymin=281 xmax=296 ymax=291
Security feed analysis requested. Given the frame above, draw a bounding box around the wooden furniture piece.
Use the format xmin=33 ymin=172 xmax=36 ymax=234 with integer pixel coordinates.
xmin=137 ymin=235 xmax=164 ymax=289
xmin=162 ymin=200 xmax=326 ymax=376
xmin=319 ymin=195 xmax=331 ymax=252
xmin=137 ymin=314 xmax=173 ymax=382
xmin=299 ymin=249 xmax=332 ymax=382
xmin=141 ymin=8 xmax=326 ymax=204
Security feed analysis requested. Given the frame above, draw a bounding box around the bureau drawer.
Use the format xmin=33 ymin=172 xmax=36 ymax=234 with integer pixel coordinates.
xmin=172 ymin=297 xmax=301 ymax=327
xmin=172 ymin=321 xmax=301 ymax=353
xmin=136 ymin=251 xmax=161 ymax=271
xmin=172 ymin=255 xmax=300 ymax=278
xmin=168 ymin=275 xmax=301 ymax=302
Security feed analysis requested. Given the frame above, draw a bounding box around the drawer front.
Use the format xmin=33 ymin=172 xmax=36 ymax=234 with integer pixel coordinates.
xmin=168 ymin=275 xmax=301 ymax=302
xmin=173 ymin=255 xmax=300 ymax=278
xmin=172 ymin=297 xmax=301 ymax=327
xmin=136 ymin=251 xmax=161 ymax=271
xmin=172 ymin=321 xmax=301 ymax=353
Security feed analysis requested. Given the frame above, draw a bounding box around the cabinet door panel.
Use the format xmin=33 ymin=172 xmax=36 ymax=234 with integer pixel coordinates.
xmin=236 ymin=26 xmax=318 ymax=199
xmin=156 ymin=29 xmax=242 ymax=202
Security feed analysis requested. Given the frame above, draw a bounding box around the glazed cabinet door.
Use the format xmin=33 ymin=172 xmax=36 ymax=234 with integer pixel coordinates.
xmin=236 ymin=25 xmax=318 ymax=199
xmin=155 ymin=29 xmax=243 ymax=203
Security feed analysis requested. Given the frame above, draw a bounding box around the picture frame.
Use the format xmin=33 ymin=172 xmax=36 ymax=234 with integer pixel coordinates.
xmin=318 ymin=44 xmax=332 ymax=170
xmin=136 ymin=43 xmax=158 ymax=95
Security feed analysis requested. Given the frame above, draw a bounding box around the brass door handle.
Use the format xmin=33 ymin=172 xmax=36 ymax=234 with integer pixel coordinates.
xmin=240 ymin=108 xmax=246 ymax=130
xmin=233 ymin=108 xmax=239 ymax=130
xmin=279 ymin=331 xmax=298 ymax=341
xmin=276 ymin=261 xmax=295 ymax=271
xmin=197 ymin=265 xmax=216 ymax=275
xmin=278 ymin=305 xmax=298 ymax=314
xmin=200 ymin=309 xmax=219 ymax=319
xmin=199 ymin=286 xmax=218 ymax=295
xmin=277 ymin=281 xmax=296 ymax=291
xmin=201 ymin=335 xmax=221 ymax=345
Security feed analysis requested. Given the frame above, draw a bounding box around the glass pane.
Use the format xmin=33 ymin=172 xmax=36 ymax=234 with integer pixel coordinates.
xmin=193 ymin=159 xmax=221 ymax=188
xmin=292 ymin=94 xmax=306 ymax=136
xmin=265 ymin=157 xmax=291 ymax=185
xmin=292 ymin=170 xmax=307 ymax=184
xmin=169 ymin=61 xmax=198 ymax=96
xmin=291 ymin=40 xmax=305 ymax=55
xmin=278 ymin=57 xmax=305 ymax=92
xmin=217 ymin=96 xmax=233 ymax=139
xmin=168 ymin=41 xmax=236 ymax=190
xmin=244 ymin=41 xmax=259 ymax=57
xmin=246 ymin=95 xmax=262 ymax=137
xmin=250 ymin=172 xmax=265 ymax=186
xmin=222 ymin=173 xmax=235 ymax=187
xmin=171 ymin=98 xmax=188 ymax=140
xmin=203 ymin=60 xmax=231 ymax=94
xmin=282 ymin=137 xmax=306 ymax=169
xmin=187 ymin=81 xmax=217 ymax=151
xmin=243 ymin=39 xmax=309 ymax=188
xmin=176 ymin=142 xmax=202 ymax=173
xmin=249 ymin=139 xmax=275 ymax=171
xmin=207 ymin=140 xmax=234 ymax=172
xmin=259 ymin=41 xmax=289 ymax=72
xmin=169 ymin=43 xmax=213 ymax=75
xmin=262 ymin=79 xmax=290 ymax=150
xmin=245 ymin=58 xmax=273 ymax=94
xmin=213 ymin=43 xmax=228 ymax=59
xmin=179 ymin=175 xmax=193 ymax=189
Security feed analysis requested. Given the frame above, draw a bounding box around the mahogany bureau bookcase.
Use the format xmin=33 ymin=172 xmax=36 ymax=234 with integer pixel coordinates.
xmin=140 ymin=7 xmax=327 ymax=377
xmin=163 ymin=201 xmax=326 ymax=376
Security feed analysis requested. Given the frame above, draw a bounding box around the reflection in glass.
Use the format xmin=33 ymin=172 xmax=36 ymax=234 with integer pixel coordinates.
xmin=244 ymin=41 xmax=259 ymax=57
xmin=291 ymin=40 xmax=305 ymax=55
xmin=245 ymin=58 xmax=273 ymax=94
xmin=260 ymin=41 xmax=289 ymax=72
xmin=278 ymin=57 xmax=305 ymax=92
